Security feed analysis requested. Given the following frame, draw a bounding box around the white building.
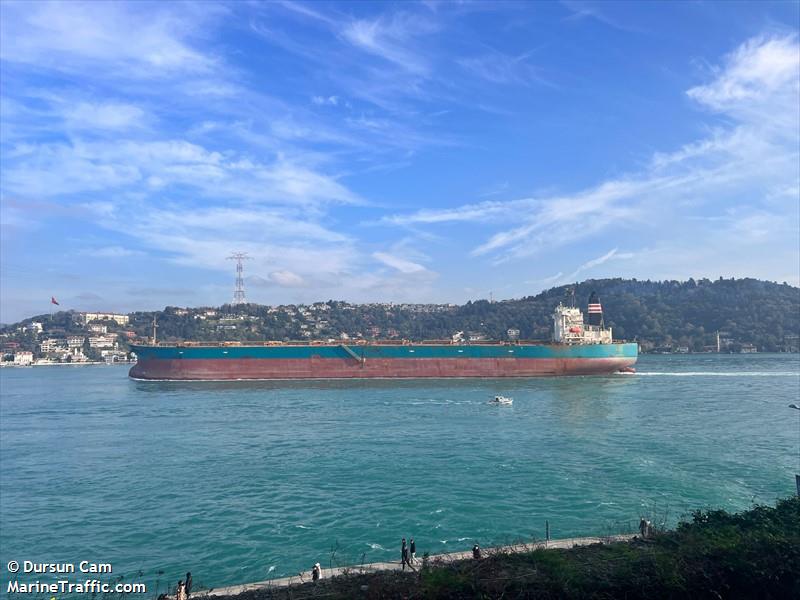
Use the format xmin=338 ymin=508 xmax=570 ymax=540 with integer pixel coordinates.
xmin=88 ymin=324 xmax=108 ymax=334
xmin=89 ymin=335 xmax=117 ymax=349
xmin=82 ymin=312 xmax=129 ymax=326
xmin=40 ymin=338 xmax=63 ymax=353
xmin=67 ymin=336 xmax=85 ymax=348
xmin=71 ymin=350 xmax=89 ymax=362
xmin=13 ymin=351 xmax=33 ymax=365
xmin=100 ymin=349 xmax=127 ymax=361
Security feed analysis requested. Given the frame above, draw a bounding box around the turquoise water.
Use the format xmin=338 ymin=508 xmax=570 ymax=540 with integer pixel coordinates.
xmin=1 ymin=354 xmax=798 ymax=595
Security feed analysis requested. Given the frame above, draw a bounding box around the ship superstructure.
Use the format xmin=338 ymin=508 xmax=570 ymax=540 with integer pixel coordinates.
xmin=552 ymin=294 xmax=612 ymax=345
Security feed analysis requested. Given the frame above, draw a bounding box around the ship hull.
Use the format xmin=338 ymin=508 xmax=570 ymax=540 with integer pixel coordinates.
xmin=129 ymin=343 xmax=638 ymax=381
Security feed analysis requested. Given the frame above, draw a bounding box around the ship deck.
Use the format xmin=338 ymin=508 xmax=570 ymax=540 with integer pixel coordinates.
xmin=143 ymin=339 xmax=630 ymax=348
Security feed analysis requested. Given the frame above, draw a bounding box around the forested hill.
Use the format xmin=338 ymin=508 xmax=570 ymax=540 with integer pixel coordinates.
xmin=144 ymin=278 xmax=797 ymax=352
xmin=5 ymin=278 xmax=800 ymax=354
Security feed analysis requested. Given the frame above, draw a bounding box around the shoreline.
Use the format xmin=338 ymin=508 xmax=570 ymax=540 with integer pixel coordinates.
xmin=194 ymin=533 xmax=635 ymax=597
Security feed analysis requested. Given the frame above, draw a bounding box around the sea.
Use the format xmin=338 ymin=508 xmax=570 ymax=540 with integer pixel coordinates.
xmin=1 ymin=353 xmax=798 ymax=596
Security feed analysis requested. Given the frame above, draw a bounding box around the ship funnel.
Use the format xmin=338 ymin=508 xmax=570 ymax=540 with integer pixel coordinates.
xmin=587 ymin=291 xmax=603 ymax=326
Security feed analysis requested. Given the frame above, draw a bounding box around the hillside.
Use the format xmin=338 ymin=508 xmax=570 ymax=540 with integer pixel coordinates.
xmin=2 ymin=278 xmax=798 ymax=359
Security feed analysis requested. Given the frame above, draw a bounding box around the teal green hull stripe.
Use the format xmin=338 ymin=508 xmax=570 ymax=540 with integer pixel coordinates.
xmin=131 ymin=343 xmax=638 ymax=361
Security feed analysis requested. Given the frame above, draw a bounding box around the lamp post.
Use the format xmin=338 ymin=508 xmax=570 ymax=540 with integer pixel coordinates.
xmin=790 ymin=404 xmax=800 ymax=496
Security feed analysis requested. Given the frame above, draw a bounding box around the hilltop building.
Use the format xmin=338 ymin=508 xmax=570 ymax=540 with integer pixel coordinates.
xmin=81 ymin=312 xmax=129 ymax=326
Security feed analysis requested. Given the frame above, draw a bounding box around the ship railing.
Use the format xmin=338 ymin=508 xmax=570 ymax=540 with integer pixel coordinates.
xmin=160 ymin=338 xmax=558 ymax=348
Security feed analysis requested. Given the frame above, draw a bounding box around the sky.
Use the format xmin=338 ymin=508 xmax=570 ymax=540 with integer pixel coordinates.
xmin=1 ymin=1 xmax=798 ymax=323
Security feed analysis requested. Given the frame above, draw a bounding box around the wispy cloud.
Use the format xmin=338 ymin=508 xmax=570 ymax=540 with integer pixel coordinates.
xmin=0 ymin=1 xmax=222 ymax=77
xmin=373 ymin=251 xmax=429 ymax=274
xmin=561 ymin=1 xmax=643 ymax=33
xmin=565 ymin=248 xmax=634 ymax=281
xmin=270 ymin=270 xmax=306 ymax=287
xmin=340 ymin=13 xmax=438 ymax=76
xmin=458 ymin=49 xmax=555 ymax=87
xmin=81 ymin=245 xmax=144 ymax=258
xmin=64 ymin=102 xmax=147 ymax=131
xmin=385 ymin=34 xmax=800 ymax=274
xmin=2 ymin=138 xmax=362 ymax=206
xmin=311 ymin=95 xmax=341 ymax=106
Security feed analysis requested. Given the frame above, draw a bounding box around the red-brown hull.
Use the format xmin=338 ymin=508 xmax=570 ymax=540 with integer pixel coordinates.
xmin=130 ymin=356 xmax=637 ymax=380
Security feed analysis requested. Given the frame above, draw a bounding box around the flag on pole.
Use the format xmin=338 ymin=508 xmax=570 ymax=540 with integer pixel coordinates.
xmin=51 ymin=296 xmax=60 ymax=306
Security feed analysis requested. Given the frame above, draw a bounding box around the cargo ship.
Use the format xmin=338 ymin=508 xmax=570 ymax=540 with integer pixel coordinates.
xmin=129 ymin=293 xmax=637 ymax=381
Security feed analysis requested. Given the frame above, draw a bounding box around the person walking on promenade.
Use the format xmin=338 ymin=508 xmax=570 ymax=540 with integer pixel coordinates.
xmin=176 ymin=580 xmax=187 ymax=600
xmin=472 ymin=544 xmax=481 ymax=560
xmin=401 ymin=538 xmax=409 ymax=570
xmin=409 ymin=538 xmax=416 ymax=565
xmin=639 ymin=518 xmax=652 ymax=538
xmin=184 ymin=572 xmax=192 ymax=598
xmin=311 ymin=563 xmax=320 ymax=581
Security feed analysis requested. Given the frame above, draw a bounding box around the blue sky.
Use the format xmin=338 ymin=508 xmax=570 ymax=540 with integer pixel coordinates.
xmin=1 ymin=1 xmax=798 ymax=323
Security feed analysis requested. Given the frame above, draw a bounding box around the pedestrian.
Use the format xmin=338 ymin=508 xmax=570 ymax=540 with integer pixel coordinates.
xmin=401 ymin=537 xmax=409 ymax=570
xmin=176 ymin=580 xmax=187 ymax=600
xmin=472 ymin=544 xmax=481 ymax=560
xmin=409 ymin=538 xmax=416 ymax=564
xmin=639 ymin=518 xmax=652 ymax=538
xmin=311 ymin=563 xmax=320 ymax=582
xmin=184 ymin=573 xmax=192 ymax=598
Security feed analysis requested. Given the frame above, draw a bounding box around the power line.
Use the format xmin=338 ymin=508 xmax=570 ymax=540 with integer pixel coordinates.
xmin=226 ymin=252 xmax=252 ymax=305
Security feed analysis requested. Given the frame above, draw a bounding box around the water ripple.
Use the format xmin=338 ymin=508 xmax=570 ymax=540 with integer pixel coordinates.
xmin=1 ymin=354 xmax=797 ymax=594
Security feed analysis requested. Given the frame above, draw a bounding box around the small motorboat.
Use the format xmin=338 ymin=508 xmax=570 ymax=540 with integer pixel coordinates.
xmin=490 ymin=395 xmax=513 ymax=405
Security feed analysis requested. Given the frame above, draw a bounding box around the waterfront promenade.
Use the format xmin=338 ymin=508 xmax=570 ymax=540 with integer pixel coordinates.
xmin=196 ymin=533 xmax=636 ymax=597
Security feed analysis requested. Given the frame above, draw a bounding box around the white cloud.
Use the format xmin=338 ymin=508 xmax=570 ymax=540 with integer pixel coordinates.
xmin=2 ymin=138 xmax=361 ymax=206
xmin=2 ymin=143 xmax=142 ymax=196
xmin=687 ymin=35 xmax=799 ymax=113
xmin=372 ymin=251 xmax=428 ymax=274
xmin=0 ymin=1 xmax=219 ymax=77
xmin=82 ymin=245 xmax=143 ymax=258
xmin=65 ymin=102 xmax=146 ymax=131
xmin=269 ymin=270 xmax=306 ymax=287
xmin=384 ymin=34 xmax=800 ymax=276
xmin=458 ymin=50 xmax=554 ymax=87
xmin=312 ymin=95 xmax=339 ymax=106
xmin=340 ymin=13 xmax=437 ymax=75
xmin=565 ymin=248 xmax=634 ymax=280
